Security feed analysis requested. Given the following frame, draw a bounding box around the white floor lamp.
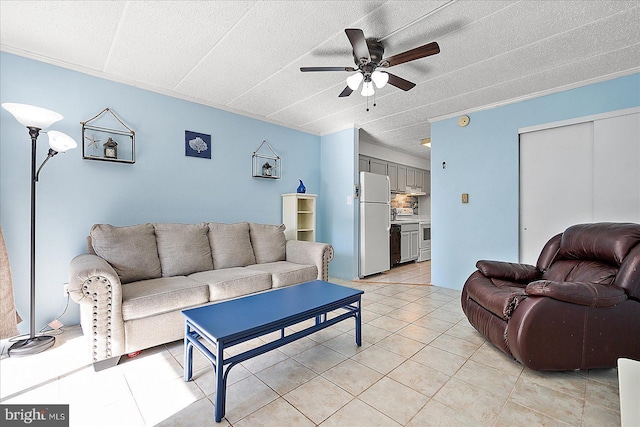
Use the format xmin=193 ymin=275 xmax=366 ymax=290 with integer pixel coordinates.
xmin=2 ymin=102 xmax=77 ymax=356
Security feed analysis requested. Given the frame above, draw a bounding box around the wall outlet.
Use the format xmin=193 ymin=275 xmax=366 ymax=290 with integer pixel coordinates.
xmin=48 ymin=319 xmax=63 ymax=330
xmin=63 ymin=283 xmax=69 ymax=298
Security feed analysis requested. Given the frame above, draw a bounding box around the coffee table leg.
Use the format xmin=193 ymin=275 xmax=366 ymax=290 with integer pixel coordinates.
xmin=214 ymin=342 xmax=225 ymax=422
xmin=184 ymin=324 xmax=194 ymax=381
xmin=355 ymin=298 xmax=362 ymax=346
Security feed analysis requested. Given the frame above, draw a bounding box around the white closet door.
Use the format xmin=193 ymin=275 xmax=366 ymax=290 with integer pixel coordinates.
xmin=519 ymin=122 xmax=594 ymax=265
xmin=593 ymin=113 xmax=640 ymax=222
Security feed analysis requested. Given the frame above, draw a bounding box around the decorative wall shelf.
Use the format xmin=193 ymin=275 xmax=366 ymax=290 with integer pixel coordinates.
xmin=252 ymin=140 xmax=281 ymax=179
xmin=81 ymin=108 xmax=135 ymax=163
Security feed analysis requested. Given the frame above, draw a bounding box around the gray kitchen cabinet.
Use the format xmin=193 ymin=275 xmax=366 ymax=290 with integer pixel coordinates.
xmin=369 ymin=158 xmax=388 ymax=175
xmin=400 ymin=223 xmax=419 ymax=263
xmin=359 ymin=155 xmax=370 ymax=172
xmin=406 ymin=167 xmax=416 ymax=187
xmin=410 ymin=230 xmax=419 ymax=259
xmin=415 ymin=169 xmax=424 ymax=191
xmin=388 ymin=163 xmax=398 ymax=192
xmin=400 ymin=231 xmax=410 ymax=262
xmin=397 ymin=166 xmax=407 ymax=191
xmin=423 ymin=170 xmax=431 ymax=195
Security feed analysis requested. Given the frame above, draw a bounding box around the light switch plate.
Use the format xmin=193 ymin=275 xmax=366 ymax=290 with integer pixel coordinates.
xmin=462 ymin=193 xmax=469 ymax=203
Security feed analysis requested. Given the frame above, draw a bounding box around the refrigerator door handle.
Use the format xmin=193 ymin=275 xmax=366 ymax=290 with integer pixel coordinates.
xmin=387 ymin=206 xmax=391 ymax=232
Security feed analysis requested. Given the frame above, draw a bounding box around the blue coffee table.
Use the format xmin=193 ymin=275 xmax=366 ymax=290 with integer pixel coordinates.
xmin=182 ymin=280 xmax=363 ymax=422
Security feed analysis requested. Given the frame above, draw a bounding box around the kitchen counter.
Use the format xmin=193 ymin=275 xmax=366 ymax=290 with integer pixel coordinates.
xmin=391 ymin=217 xmax=430 ymax=225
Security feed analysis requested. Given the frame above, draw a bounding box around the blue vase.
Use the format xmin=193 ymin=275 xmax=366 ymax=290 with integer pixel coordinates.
xmin=297 ymin=179 xmax=306 ymax=193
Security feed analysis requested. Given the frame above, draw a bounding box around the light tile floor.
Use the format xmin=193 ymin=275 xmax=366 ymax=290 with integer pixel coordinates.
xmin=1 ymin=277 xmax=621 ymax=426
xmin=357 ymin=261 xmax=431 ymax=286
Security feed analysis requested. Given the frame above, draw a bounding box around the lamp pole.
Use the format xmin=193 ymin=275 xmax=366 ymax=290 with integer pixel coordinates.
xmin=29 ymin=127 xmax=40 ymax=342
xmin=2 ymin=103 xmax=77 ymax=357
xmin=8 ymin=127 xmax=57 ymax=356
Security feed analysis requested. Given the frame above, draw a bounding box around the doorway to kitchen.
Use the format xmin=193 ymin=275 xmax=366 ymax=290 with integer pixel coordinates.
xmin=356 ymin=260 xmax=431 ymax=285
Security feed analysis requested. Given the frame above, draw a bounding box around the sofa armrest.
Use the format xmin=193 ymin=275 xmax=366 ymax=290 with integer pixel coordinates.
xmin=526 ymin=280 xmax=628 ymax=307
xmin=285 ymin=240 xmax=334 ymax=281
xmin=476 ymin=260 xmax=541 ymax=283
xmin=68 ymin=254 xmax=125 ymax=362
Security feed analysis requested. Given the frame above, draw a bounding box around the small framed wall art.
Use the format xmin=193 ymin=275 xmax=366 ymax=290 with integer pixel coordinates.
xmin=252 ymin=140 xmax=281 ymax=179
xmin=81 ymin=107 xmax=135 ymax=163
xmin=185 ymin=130 xmax=211 ymax=159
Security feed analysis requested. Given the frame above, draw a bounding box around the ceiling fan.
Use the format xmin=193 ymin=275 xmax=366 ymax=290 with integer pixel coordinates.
xmin=301 ymin=29 xmax=440 ymax=98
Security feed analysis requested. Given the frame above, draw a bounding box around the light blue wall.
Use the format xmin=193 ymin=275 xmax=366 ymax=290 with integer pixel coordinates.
xmin=319 ymin=128 xmax=358 ymax=280
xmin=0 ymin=52 xmax=321 ymax=331
xmin=431 ymin=73 xmax=640 ymax=290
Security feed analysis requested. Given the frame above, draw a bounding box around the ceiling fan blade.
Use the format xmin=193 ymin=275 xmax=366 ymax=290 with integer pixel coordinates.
xmin=345 ymin=29 xmax=371 ymax=64
xmin=382 ymin=42 xmax=440 ymax=67
xmin=386 ymin=73 xmax=416 ymax=91
xmin=338 ymin=86 xmax=354 ymax=97
xmin=300 ymin=66 xmax=356 ymax=72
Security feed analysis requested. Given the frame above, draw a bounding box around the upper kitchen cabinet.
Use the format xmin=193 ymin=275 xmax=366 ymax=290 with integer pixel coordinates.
xmin=359 ymin=156 xmax=370 ymax=173
xmin=388 ymin=163 xmax=398 ymax=192
xmin=423 ymin=170 xmax=431 ymax=195
xmin=406 ymin=168 xmax=416 ymax=187
xmin=359 ymin=155 xmax=387 ymax=175
xmin=397 ymin=165 xmax=407 ymax=191
xmin=369 ymin=158 xmax=387 ymax=175
xmin=415 ymin=170 xmax=424 ymax=191
xmin=359 ymin=154 xmax=429 ymax=194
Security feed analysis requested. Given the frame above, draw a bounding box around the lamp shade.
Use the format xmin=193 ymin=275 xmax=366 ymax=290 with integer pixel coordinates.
xmin=2 ymin=103 xmax=63 ymax=129
xmin=361 ymin=81 xmax=375 ymax=97
xmin=47 ymin=131 xmax=77 ymax=153
xmin=371 ymin=70 xmax=389 ymax=89
xmin=346 ymin=72 xmax=363 ymax=90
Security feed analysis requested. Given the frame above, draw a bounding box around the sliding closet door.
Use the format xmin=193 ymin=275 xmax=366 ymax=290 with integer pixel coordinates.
xmin=519 ymin=122 xmax=594 ymax=265
xmin=593 ymin=114 xmax=640 ymax=222
xmin=520 ymin=111 xmax=640 ymax=265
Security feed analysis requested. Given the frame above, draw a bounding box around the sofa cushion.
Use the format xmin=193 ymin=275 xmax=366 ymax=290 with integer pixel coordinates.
xmin=249 ymin=223 xmax=286 ymax=264
xmin=208 ymin=222 xmax=256 ymax=269
xmin=245 ymin=261 xmax=317 ymax=288
xmin=90 ymin=223 xmax=161 ymax=284
xmin=189 ymin=267 xmax=271 ymax=301
xmin=121 ymin=276 xmax=209 ymax=321
xmin=154 ymin=223 xmax=213 ymax=276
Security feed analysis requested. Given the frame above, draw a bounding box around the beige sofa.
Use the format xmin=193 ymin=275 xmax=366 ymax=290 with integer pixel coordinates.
xmin=68 ymin=222 xmax=333 ymax=371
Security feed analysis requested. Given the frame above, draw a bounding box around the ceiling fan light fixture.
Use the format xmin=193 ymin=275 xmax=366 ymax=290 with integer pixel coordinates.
xmin=361 ymin=81 xmax=375 ymax=97
xmin=371 ymin=70 xmax=389 ymax=88
xmin=346 ymin=72 xmax=363 ymax=90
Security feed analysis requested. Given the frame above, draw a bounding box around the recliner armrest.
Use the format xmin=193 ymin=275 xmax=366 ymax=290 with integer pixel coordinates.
xmin=526 ymin=280 xmax=627 ymax=307
xmin=476 ymin=260 xmax=541 ymax=283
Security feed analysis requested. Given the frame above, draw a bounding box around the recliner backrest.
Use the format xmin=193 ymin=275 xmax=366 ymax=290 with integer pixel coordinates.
xmin=539 ymin=223 xmax=640 ymax=299
xmin=557 ymin=223 xmax=640 ymax=267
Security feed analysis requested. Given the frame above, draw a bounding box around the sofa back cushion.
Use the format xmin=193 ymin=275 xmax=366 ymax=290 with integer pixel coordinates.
xmin=90 ymin=223 xmax=162 ymax=284
xmin=249 ymin=223 xmax=286 ymax=264
xmin=155 ymin=223 xmax=213 ymax=276
xmin=208 ymin=222 xmax=256 ymax=269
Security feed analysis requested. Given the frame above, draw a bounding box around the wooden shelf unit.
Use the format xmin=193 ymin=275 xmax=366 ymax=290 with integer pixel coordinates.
xmin=282 ymin=193 xmax=317 ymax=242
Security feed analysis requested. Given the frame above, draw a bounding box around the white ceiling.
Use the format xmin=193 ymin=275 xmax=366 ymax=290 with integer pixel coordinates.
xmin=1 ymin=1 xmax=639 ymax=159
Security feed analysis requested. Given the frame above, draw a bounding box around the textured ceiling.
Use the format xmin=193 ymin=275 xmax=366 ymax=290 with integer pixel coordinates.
xmin=1 ymin=1 xmax=639 ymax=159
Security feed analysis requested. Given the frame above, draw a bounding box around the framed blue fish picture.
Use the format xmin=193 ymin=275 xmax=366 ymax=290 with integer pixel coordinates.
xmin=185 ymin=130 xmax=211 ymax=159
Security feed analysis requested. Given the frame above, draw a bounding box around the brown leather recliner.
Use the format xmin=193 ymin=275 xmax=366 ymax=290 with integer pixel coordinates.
xmin=461 ymin=222 xmax=640 ymax=371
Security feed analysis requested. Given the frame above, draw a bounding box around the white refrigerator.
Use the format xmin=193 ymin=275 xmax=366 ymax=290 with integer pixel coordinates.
xmin=359 ymin=171 xmax=391 ymax=277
